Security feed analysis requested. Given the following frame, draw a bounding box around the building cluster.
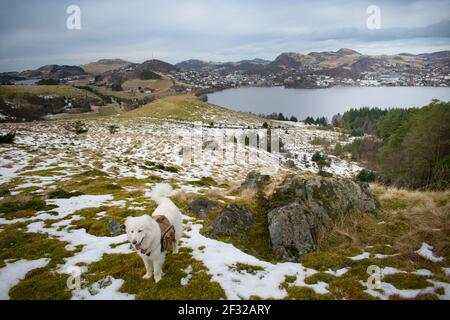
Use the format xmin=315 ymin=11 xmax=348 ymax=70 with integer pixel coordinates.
xmin=169 ymin=63 xmax=450 ymax=91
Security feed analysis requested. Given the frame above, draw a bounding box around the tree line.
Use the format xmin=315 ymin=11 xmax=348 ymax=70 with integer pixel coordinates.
xmin=333 ymin=100 xmax=450 ymax=190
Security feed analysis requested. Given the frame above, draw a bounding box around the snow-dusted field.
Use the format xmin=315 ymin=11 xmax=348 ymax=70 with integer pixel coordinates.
xmin=0 ymin=119 xmax=448 ymax=300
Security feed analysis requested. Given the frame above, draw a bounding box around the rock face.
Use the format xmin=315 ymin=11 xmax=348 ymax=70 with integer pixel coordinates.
xmin=185 ymin=198 xmax=220 ymax=219
xmin=239 ymin=171 xmax=271 ymax=192
xmin=107 ymin=219 xmax=125 ymax=236
xmin=267 ymin=175 xmax=379 ymax=261
xmin=209 ymin=204 xmax=255 ymax=238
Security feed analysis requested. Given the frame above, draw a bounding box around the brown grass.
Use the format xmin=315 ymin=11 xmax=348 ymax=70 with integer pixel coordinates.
xmin=318 ymin=183 xmax=450 ymax=265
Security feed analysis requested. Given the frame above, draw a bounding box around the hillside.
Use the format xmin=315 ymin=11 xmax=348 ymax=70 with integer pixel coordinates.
xmin=19 ymin=65 xmax=86 ymax=79
xmin=121 ymin=94 xmax=264 ymax=125
xmin=81 ymin=59 xmax=132 ymax=75
xmin=176 ymin=58 xmax=270 ymax=73
xmin=0 ymin=85 xmax=105 ymax=121
xmin=174 ymin=49 xmax=449 ymax=82
xmin=0 ymin=112 xmax=448 ymax=300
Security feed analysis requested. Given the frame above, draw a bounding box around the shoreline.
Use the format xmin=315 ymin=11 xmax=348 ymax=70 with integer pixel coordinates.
xmin=205 ymin=84 xmax=450 ymax=96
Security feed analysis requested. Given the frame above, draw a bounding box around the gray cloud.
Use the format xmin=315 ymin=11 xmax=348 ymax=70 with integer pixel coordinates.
xmin=0 ymin=0 xmax=449 ymax=71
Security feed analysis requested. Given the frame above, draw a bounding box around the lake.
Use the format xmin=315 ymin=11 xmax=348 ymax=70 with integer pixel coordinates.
xmin=13 ymin=79 xmax=40 ymax=85
xmin=208 ymin=86 xmax=450 ymax=120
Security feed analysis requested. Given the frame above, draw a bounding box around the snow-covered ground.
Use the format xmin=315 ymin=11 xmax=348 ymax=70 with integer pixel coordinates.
xmin=0 ymin=119 xmax=448 ymax=300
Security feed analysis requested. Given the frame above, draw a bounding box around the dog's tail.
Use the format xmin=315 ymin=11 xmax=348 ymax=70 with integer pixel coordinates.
xmin=149 ymin=183 xmax=173 ymax=205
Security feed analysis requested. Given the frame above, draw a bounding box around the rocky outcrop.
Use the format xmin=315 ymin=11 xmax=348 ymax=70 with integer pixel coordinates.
xmin=209 ymin=204 xmax=255 ymax=238
xmin=185 ymin=198 xmax=220 ymax=219
xmin=238 ymin=171 xmax=271 ymax=192
xmin=107 ymin=219 xmax=125 ymax=236
xmin=267 ymin=175 xmax=379 ymax=261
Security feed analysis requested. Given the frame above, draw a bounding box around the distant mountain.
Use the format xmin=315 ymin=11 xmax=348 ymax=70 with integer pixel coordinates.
xmin=81 ymin=59 xmax=132 ymax=75
xmin=19 ymin=65 xmax=86 ymax=79
xmin=418 ymin=50 xmax=450 ymax=62
xmin=235 ymin=58 xmax=271 ymax=65
xmin=175 ymin=59 xmax=220 ymax=72
xmin=137 ymin=59 xmax=177 ymax=73
xmin=270 ymin=48 xmax=363 ymax=71
xmin=3 ymin=48 xmax=449 ymax=83
xmin=176 ymin=58 xmax=271 ymax=74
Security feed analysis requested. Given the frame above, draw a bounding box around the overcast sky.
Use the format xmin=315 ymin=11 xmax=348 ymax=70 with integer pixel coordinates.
xmin=0 ymin=0 xmax=449 ymax=72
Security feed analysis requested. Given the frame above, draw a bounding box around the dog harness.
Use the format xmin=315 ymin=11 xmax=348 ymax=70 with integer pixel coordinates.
xmin=145 ymin=215 xmax=175 ymax=256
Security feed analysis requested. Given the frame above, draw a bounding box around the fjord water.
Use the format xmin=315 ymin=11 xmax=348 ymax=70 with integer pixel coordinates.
xmin=208 ymin=86 xmax=450 ymax=120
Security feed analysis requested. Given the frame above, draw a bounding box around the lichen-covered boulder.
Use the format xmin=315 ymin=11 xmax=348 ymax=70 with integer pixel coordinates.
xmin=267 ymin=175 xmax=379 ymax=261
xmin=209 ymin=204 xmax=255 ymax=238
xmin=238 ymin=171 xmax=271 ymax=192
xmin=185 ymin=198 xmax=220 ymax=219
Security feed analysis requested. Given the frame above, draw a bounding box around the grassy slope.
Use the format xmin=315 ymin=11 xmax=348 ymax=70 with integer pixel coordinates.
xmin=122 ymin=79 xmax=173 ymax=92
xmin=81 ymin=61 xmax=130 ymax=75
xmin=3 ymin=179 xmax=446 ymax=300
xmin=0 ymin=85 xmax=100 ymax=100
xmin=120 ymin=94 xmax=264 ymax=125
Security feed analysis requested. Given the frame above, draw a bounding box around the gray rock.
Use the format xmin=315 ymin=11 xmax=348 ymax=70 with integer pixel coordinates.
xmin=239 ymin=171 xmax=271 ymax=192
xmin=202 ymin=140 xmax=219 ymax=151
xmin=185 ymin=198 xmax=220 ymax=219
xmin=267 ymin=175 xmax=379 ymax=261
xmin=210 ymin=204 xmax=255 ymax=237
xmin=107 ymin=219 xmax=125 ymax=236
xmin=282 ymin=159 xmax=296 ymax=168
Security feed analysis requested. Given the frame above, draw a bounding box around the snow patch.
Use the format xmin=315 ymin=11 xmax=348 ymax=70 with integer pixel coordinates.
xmin=0 ymin=258 xmax=50 ymax=300
xmin=416 ymin=243 xmax=444 ymax=263
xmin=72 ymin=276 xmax=135 ymax=300
xmin=181 ymin=216 xmax=321 ymax=300
xmin=349 ymin=252 xmax=370 ymax=261
xmin=180 ymin=265 xmax=193 ymax=286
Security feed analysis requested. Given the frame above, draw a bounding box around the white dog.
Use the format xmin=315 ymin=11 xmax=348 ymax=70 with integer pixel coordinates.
xmin=125 ymin=183 xmax=182 ymax=282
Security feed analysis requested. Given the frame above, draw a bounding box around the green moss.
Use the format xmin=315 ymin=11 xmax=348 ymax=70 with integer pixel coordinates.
xmin=381 ymin=198 xmax=407 ymax=211
xmin=304 ymin=272 xmax=336 ymax=285
xmin=200 ymin=194 xmax=273 ymax=261
xmin=327 ymin=276 xmax=377 ymax=300
xmin=116 ymin=176 xmax=158 ymax=188
xmin=390 ymin=293 xmax=439 ymax=300
xmin=229 ymin=263 xmax=264 ymax=274
xmin=20 ymin=167 xmax=68 ymax=177
xmin=383 ymin=273 xmax=431 ymax=290
xmin=9 ymin=268 xmax=71 ymax=300
xmin=367 ymin=245 xmax=398 ymax=255
xmin=71 ymin=218 xmax=110 ymax=237
xmin=84 ymin=248 xmax=225 ymax=300
xmin=284 ymin=275 xmax=297 ymax=284
xmin=262 ymin=176 xmax=306 ymax=211
xmin=0 ymin=197 xmax=57 ymax=219
xmin=301 ymin=252 xmax=352 ymax=271
xmin=210 ymin=223 xmax=273 ymax=262
xmin=335 ymin=244 xmax=364 ymax=257
xmin=56 ymin=176 xmax=124 ymax=197
xmin=0 ymin=230 xmax=73 ymax=268
xmin=48 ymin=189 xmax=84 ymax=199
xmin=0 ymin=187 xmax=10 ymax=197
xmin=435 ymin=287 xmax=445 ymax=295
xmin=284 ymin=286 xmax=334 ymax=300
xmin=188 ymin=177 xmax=227 ymax=188
xmin=142 ymin=161 xmax=179 ymax=173
xmin=68 ymin=206 xmax=149 ymax=237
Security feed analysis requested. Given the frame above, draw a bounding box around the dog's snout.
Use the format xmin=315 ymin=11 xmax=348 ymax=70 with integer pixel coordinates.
xmin=132 ymin=240 xmax=137 ymax=245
